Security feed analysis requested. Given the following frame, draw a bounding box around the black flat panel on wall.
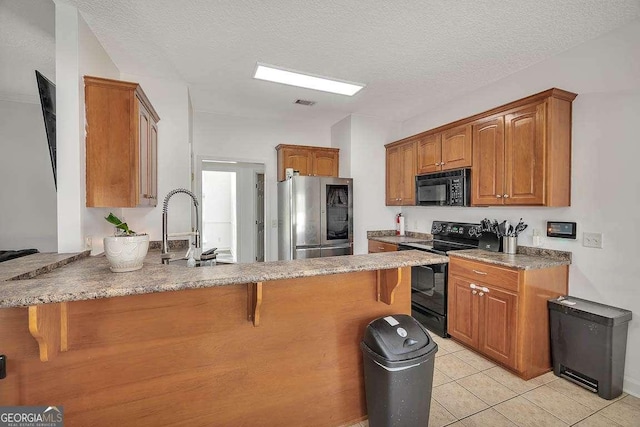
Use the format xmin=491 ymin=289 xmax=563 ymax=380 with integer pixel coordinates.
xmin=35 ymin=70 xmax=56 ymax=189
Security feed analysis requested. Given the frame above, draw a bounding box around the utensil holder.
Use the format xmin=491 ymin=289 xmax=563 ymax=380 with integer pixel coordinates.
xmin=503 ymin=236 xmax=517 ymax=254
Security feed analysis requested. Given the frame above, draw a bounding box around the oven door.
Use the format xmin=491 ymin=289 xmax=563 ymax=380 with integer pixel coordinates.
xmin=416 ymin=179 xmax=449 ymax=206
xmin=410 ymin=263 xmax=447 ymax=316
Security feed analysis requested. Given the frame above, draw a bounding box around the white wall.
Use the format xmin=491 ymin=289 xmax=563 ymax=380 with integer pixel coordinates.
xmin=54 ymin=1 xmax=83 ymax=253
xmin=0 ymin=100 xmax=57 ymax=251
xmin=331 ymin=114 xmax=401 ymax=254
xmin=192 ymin=112 xmax=330 ymax=261
xmin=331 ymin=116 xmax=351 ymax=177
xmin=397 ymin=19 xmax=640 ymax=395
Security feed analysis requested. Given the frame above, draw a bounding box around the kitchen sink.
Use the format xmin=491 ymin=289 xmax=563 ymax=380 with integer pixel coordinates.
xmin=166 ymin=258 xmax=233 ymax=268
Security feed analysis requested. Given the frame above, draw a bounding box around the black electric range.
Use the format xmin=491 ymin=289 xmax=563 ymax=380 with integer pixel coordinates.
xmin=398 ymin=221 xmax=481 ymax=337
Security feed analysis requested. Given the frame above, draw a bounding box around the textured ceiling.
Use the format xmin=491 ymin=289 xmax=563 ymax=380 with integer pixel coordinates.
xmin=0 ymin=0 xmax=55 ymax=103
xmin=7 ymin=1 xmax=640 ymax=125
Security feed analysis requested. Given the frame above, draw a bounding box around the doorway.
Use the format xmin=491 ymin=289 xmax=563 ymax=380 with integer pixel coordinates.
xmin=199 ymin=160 xmax=265 ymax=263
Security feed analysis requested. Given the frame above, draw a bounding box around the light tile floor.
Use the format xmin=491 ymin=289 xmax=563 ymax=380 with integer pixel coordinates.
xmin=349 ymin=333 xmax=639 ymax=427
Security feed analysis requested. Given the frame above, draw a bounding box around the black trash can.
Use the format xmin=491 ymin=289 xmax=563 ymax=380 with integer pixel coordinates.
xmin=548 ymin=296 xmax=632 ymax=400
xmin=360 ymin=314 xmax=438 ymax=427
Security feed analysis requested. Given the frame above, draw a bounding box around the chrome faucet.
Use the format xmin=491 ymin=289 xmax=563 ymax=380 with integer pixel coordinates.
xmin=161 ymin=188 xmax=200 ymax=264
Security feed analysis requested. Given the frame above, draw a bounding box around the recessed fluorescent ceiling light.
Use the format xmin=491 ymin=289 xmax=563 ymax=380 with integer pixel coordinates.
xmin=253 ymin=63 xmax=365 ymax=96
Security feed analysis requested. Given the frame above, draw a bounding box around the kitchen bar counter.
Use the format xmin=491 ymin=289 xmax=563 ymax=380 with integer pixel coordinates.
xmin=0 ymin=250 xmax=436 ymax=426
xmin=0 ymin=250 xmax=446 ymax=308
xmin=448 ymin=247 xmax=571 ymax=270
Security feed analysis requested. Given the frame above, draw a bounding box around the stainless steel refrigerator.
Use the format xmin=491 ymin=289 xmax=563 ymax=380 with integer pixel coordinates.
xmin=278 ymin=176 xmax=353 ymax=260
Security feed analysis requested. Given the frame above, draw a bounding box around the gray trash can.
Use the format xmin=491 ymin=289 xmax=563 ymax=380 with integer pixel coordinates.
xmin=360 ymin=314 xmax=438 ymax=427
xmin=548 ymin=296 xmax=632 ymax=400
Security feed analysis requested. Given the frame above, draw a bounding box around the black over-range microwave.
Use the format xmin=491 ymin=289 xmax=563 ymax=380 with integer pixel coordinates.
xmin=415 ymin=168 xmax=471 ymax=206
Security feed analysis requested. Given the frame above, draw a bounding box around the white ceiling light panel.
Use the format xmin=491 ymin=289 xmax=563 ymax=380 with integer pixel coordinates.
xmin=253 ymin=63 xmax=365 ymax=96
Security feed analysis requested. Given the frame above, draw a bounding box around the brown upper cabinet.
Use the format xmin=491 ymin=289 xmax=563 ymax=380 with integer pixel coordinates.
xmin=85 ymin=76 xmax=160 ymax=208
xmin=386 ymin=88 xmax=577 ymax=207
xmin=417 ymin=125 xmax=472 ymax=174
xmin=386 ymin=140 xmax=416 ymax=205
xmin=276 ymin=144 xmax=339 ymax=181
xmin=472 ymin=92 xmax=575 ymax=206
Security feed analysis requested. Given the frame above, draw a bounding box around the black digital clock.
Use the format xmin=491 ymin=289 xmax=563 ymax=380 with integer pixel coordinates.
xmin=547 ymin=221 xmax=577 ymax=239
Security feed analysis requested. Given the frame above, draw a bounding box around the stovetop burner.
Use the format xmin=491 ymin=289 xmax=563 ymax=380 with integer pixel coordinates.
xmin=400 ymin=221 xmax=482 ymax=255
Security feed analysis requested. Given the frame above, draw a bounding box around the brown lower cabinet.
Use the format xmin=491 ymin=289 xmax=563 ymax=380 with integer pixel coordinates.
xmin=368 ymin=240 xmax=398 ymax=253
xmin=448 ymin=256 xmax=568 ymax=379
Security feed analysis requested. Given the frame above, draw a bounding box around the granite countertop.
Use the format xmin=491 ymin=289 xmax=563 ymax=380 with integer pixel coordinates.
xmin=0 ymin=251 xmax=90 ymax=281
xmin=367 ymin=230 xmax=433 ymax=245
xmin=447 ymin=248 xmax=571 ymax=270
xmin=0 ymin=250 xmax=447 ymax=308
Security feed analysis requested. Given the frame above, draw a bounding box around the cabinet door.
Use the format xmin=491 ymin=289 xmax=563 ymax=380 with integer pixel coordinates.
xmin=400 ymin=142 xmax=416 ymax=205
xmin=472 ymin=118 xmax=505 ymax=205
xmin=448 ymin=276 xmax=479 ymax=348
xmin=385 ymin=146 xmax=401 ymax=205
xmin=479 ymin=285 xmax=518 ymax=369
xmin=138 ymin=102 xmax=151 ymax=206
xmin=367 ymin=240 xmax=398 ymax=253
xmin=417 ymin=134 xmax=441 ymax=174
xmin=505 ymin=104 xmax=545 ymax=205
xmin=149 ymin=121 xmax=158 ymax=206
xmin=312 ymin=150 xmax=338 ymax=177
xmin=282 ymin=147 xmax=313 ymax=177
xmin=441 ymin=124 xmax=472 ymax=170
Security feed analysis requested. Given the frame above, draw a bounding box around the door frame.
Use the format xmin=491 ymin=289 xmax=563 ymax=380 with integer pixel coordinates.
xmin=195 ymin=155 xmax=267 ymax=262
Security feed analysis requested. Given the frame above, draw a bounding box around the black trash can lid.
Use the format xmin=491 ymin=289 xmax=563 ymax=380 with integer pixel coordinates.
xmin=548 ymin=296 xmax=632 ymax=326
xmin=362 ymin=314 xmax=435 ymax=362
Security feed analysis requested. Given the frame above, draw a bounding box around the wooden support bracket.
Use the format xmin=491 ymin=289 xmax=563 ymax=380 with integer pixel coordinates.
xmin=377 ymin=268 xmax=402 ymax=305
xmin=28 ymin=302 xmax=68 ymax=362
xmin=247 ymin=282 xmax=263 ymax=327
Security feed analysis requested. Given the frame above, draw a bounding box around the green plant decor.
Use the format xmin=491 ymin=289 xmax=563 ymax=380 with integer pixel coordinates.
xmin=105 ymin=213 xmax=136 ymax=235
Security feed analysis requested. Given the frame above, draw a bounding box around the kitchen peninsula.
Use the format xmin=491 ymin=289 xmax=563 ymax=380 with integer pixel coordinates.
xmin=0 ymin=250 xmax=445 ymax=426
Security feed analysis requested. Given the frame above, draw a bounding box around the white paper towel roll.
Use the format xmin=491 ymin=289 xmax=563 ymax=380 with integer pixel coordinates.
xmin=399 ymin=216 xmax=405 ymax=236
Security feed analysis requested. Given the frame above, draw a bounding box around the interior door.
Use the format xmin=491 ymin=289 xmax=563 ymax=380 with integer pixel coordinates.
xmin=255 ymin=173 xmax=265 ymax=262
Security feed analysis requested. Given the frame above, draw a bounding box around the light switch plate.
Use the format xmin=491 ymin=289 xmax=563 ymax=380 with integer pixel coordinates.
xmin=583 ymin=232 xmax=603 ymax=249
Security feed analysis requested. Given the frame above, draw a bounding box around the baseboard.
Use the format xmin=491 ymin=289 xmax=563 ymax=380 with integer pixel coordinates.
xmin=624 ymin=376 xmax=640 ymax=397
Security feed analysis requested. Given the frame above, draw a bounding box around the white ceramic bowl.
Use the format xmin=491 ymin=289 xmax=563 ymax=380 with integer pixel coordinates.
xmin=103 ymin=234 xmax=150 ymax=272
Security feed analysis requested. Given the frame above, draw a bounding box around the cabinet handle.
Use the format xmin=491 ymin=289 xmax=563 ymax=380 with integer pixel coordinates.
xmin=496 ymin=195 xmax=502 ymax=198
xmin=479 ymin=292 xmax=484 ymax=296
xmin=435 ymin=162 xmax=439 ymax=166
xmin=481 ymin=287 xmax=490 ymax=293
xmin=378 ymin=246 xmax=384 ymax=250
xmin=503 ymin=194 xmax=509 ymax=198
xmin=472 ymin=270 xmax=487 ymax=275
xmin=441 ymin=162 xmax=445 ymax=165
xmin=469 ymin=283 xmax=478 ymax=289
xmin=472 ymin=290 xmax=478 ymax=295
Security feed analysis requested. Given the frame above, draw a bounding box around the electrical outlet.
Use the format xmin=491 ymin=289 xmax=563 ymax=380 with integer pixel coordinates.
xmin=84 ymin=236 xmax=92 ymax=251
xmin=583 ymin=232 xmax=603 ymax=249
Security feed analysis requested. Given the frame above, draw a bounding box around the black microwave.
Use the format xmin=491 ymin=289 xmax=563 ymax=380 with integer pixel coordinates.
xmin=415 ymin=168 xmax=471 ymax=206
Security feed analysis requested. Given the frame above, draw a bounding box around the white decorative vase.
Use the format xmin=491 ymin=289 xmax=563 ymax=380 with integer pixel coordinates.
xmin=103 ymin=234 xmax=150 ymax=272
